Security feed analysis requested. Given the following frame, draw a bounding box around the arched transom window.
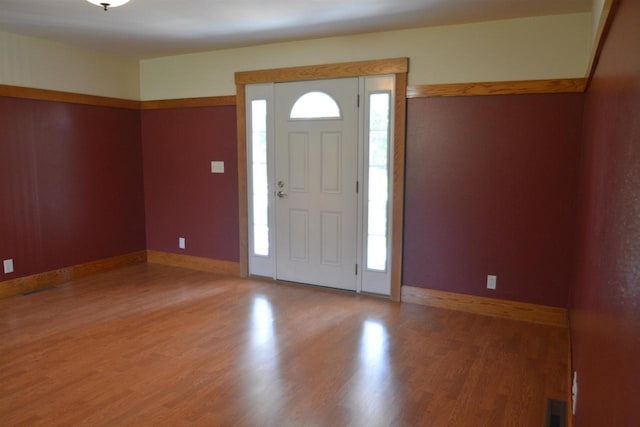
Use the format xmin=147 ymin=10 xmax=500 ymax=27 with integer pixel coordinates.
xmin=290 ymin=91 xmax=341 ymax=119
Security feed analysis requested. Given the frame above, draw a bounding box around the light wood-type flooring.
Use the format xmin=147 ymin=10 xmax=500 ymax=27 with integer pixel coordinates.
xmin=0 ymin=263 xmax=568 ymax=426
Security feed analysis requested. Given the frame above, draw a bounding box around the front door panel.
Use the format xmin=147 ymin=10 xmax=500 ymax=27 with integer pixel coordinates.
xmin=274 ymin=78 xmax=358 ymax=290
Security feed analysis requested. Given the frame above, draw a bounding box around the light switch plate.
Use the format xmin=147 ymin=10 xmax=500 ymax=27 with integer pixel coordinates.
xmin=178 ymin=237 xmax=186 ymax=249
xmin=211 ymin=161 xmax=224 ymax=173
xmin=487 ymin=275 xmax=497 ymax=290
xmin=3 ymin=259 xmax=14 ymax=274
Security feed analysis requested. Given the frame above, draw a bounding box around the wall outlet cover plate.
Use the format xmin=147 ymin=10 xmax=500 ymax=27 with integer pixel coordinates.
xmin=3 ymin=259 xmax=14 ymax=274
xmin=487 ymin=274 xmax=497 ymax=289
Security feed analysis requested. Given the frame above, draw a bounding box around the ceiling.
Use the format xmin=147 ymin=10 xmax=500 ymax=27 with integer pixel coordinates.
xmin=0 ymin=0 xmax=592 ymax=59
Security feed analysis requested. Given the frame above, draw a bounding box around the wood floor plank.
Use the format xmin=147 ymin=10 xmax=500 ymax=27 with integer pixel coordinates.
xmin=0 ymin=264 xmax=568 ymax=426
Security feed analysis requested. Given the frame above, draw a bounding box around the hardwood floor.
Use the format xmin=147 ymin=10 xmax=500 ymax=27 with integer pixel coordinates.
xmin=0 ymin=264 xmax=568 ymax=426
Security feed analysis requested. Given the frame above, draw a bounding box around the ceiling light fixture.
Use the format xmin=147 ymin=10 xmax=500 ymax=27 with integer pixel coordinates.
xmin=86 ymin=0 xmax=131 ymax=11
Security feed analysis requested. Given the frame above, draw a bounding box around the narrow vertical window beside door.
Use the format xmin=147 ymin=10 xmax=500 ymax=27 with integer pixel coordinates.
xmin=251 ymin=100 xmax=269 ymax=256
xmin=366 ymin=93 xmax=390 ymax=271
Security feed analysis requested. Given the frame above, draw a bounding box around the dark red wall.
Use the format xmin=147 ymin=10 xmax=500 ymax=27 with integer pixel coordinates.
xmin=404 ymin=94 xmax=584 ymax=307
xmin=141 ymin=106 xmax=239 ymax=262
xmin=571 ymin=1 xmax=640 ymax=425
xmin=0 ymin=97 xmax=146 ymax=281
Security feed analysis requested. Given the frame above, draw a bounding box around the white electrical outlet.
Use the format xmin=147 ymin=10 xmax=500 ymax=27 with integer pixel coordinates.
xmin=179 ymin=237 xmax=186 ymax=249
xmin=3 ymin=259 xmax=14 ymax=274
xmin=211 ymin=161 xmax=224 ymax=173
xmin=487 ymin=275 xmax=497 ymax=290
xmin=572 ymin=371 xmax=578 ymax=415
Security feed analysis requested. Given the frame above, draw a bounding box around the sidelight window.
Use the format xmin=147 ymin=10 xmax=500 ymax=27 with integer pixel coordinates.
xmin=251 ymin=99 xmax=269 ymax=256
xmin=366 ymin=92 xmax=390 ymax=271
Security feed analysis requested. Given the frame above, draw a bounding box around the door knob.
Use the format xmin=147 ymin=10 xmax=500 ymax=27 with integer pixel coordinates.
xmin=277 ymin=190 xmax=287 ymax=198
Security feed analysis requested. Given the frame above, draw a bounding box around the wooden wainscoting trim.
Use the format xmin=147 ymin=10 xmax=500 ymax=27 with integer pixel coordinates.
xmin=401 ymin=285 xmax=568 ymax=327
xmin=147 ymin=250 xmax=241 ymax=277
xmin=406 ymin=78 xmax=587 ymax=98
xmin=0 ymin=251 xmax=147 ymax=300
xmin=1 ymin=84 xmax=237 ymax=111
xmin=140 ymin=95 xmax=236 ymax=110
xmin=0 ymin=84 xmax=141 ymax=109
xmin=235 ymin=57 xmax=409 ymax=85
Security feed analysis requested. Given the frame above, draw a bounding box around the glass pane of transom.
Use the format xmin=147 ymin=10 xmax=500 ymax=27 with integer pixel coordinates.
xmin=290 ymin=91 xmax=341 ymax=119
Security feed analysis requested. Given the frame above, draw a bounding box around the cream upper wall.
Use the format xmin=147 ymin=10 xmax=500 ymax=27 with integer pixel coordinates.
xmin=0 ymin=31 xmax=140 ymax=100
xmin=0 ymin=12 xmax=592 ymax=101
xmin=140 ymin=12 xmax=591 ymax=100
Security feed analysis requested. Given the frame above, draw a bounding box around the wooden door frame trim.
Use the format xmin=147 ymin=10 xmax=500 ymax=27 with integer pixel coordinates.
xmin=235 ymin=57 xmax=408 ymax=301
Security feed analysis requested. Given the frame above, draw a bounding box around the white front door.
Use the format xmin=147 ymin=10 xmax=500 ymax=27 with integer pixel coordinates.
xmin=274 ymin=78 xmax=359 ymax=290
xmin=246 ymin=75 xmax=395 ymax=295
